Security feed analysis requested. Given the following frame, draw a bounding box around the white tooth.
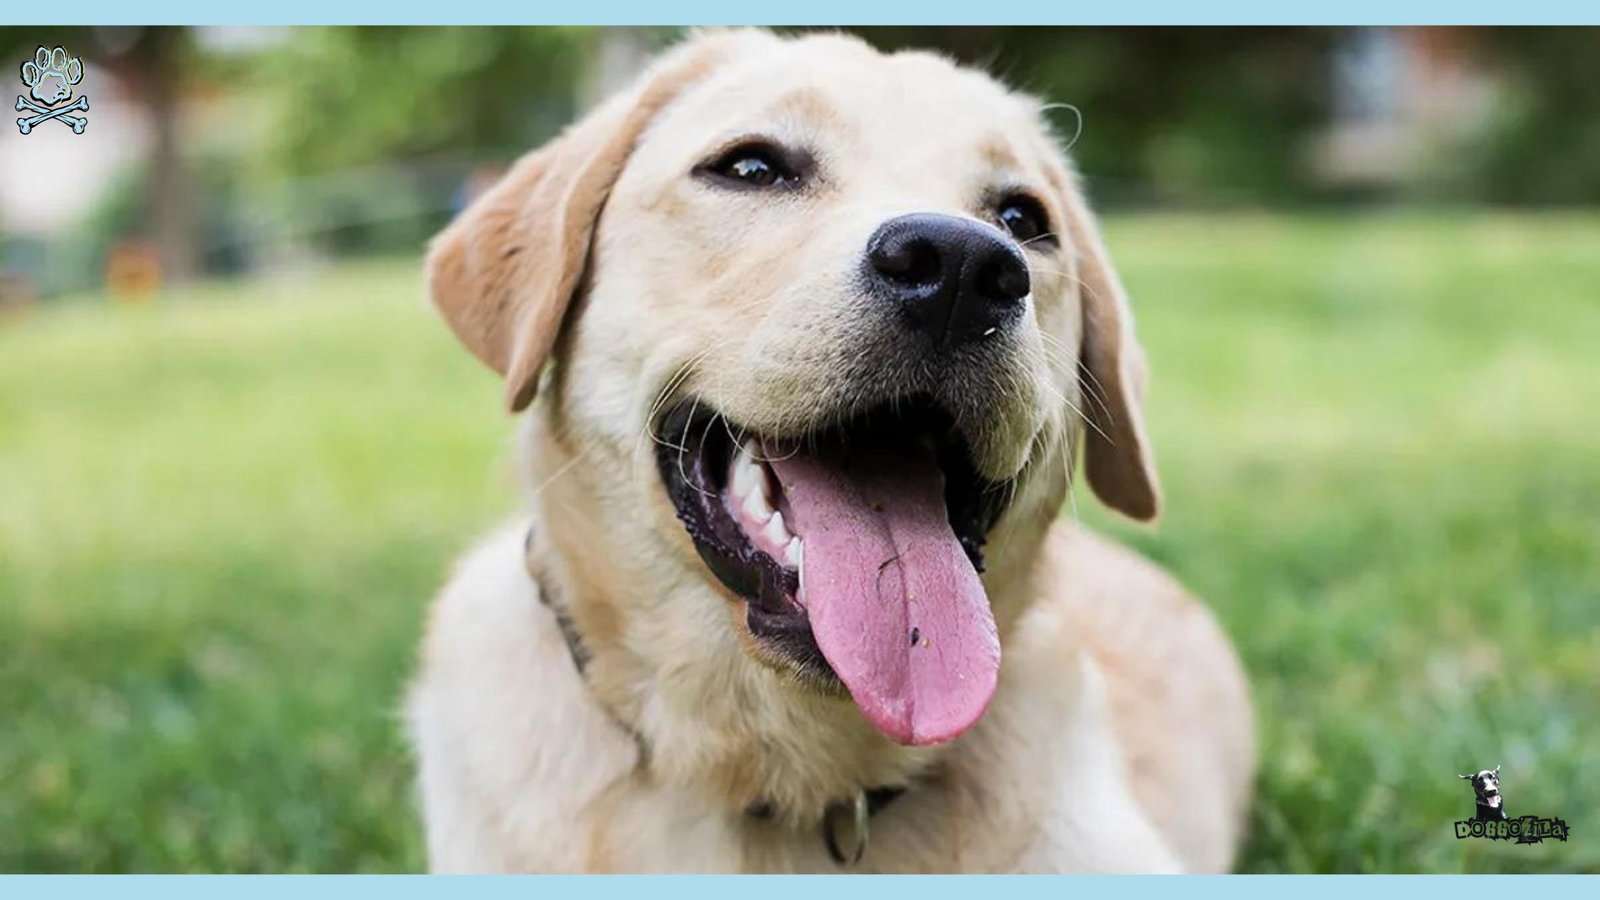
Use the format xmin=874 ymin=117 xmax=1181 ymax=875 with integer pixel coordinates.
xmin=731 ymin=444 xmax=756 ymax=498
xmin=757 ymin=456 xmax=774 ymax=502
xmin=763 ymin=510 xmax=789 ymax=546
xmin=742 ymin=480 xmax=773 ymax=522
xmin=785 ymin=536 xmax=803 ymax=568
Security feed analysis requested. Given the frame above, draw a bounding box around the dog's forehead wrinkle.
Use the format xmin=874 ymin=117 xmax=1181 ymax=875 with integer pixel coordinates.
xmin=976 ymin=132 xmax=1031 ymax=174
xmin=757 ymin=84 xmax=849 ymax=129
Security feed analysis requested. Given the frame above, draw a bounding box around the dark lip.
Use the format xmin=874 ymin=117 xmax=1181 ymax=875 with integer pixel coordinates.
xmin=653 ymin=395 xmax=1010 ymax=688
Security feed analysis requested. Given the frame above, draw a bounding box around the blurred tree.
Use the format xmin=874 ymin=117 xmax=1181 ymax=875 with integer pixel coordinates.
xmin=250 ymin=27 xmax=596 ymax=175
xmin=11 ymin=22 xmax=1600 ymax=294
xmin=0 ymin=26 xmax=201 ymax=281
xmin=222 ymin=28 xmax=603 ymax=261
xmin=237 ymin=25 xmax=1599 ymax=207
xmin=106 ymin=28 xmax=200 ymax=281
xmin=1465 ymin=28 xmax=1600 ymax=204
xmin=847 ymin=27 xmax=1339 ymax=205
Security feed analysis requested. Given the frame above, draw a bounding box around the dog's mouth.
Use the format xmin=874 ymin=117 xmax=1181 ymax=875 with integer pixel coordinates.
xmin=656 ymin=396 xmax=1010 ymax=747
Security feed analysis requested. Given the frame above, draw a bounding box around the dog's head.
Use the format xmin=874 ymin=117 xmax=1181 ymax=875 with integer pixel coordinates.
xmin=428 ymin=31 xmax=1159 ymax=752
xmin=1460 ymin=766 xmax=1502 ymax=806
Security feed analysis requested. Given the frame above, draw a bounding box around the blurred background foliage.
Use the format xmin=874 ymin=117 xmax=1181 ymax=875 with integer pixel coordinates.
xmin=863 ymin=27 xmax=1338 ymax=204
xmin=3 ymin=26 xmax=1600 ymax=301
xmin=247 ymin=27 xmax=592 ymax=175
xmin=1461 ymin=29 xmax=1600 ymax=203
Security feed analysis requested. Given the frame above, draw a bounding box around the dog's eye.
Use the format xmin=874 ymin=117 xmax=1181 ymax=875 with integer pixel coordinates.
xmin=701 ymin=143 xmax=799 ymax=189
xmin=995 ymin=195 xmax=1053 ymax=246
xmin=722 ymin=154 xmax=780 ymax=186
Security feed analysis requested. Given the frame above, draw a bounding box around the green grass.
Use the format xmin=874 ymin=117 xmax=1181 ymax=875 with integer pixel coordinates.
xmin=2 ymin=215 xmax=1597 ymax=872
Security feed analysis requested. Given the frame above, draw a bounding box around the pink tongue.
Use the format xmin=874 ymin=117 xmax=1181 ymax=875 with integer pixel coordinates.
xmin=766 ymin=441 xmax=999 ymax=746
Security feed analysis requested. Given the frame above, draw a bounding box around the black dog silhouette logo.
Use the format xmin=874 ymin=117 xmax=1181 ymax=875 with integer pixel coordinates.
xmin=1454 ymin=765 xmax=1569 ymax=843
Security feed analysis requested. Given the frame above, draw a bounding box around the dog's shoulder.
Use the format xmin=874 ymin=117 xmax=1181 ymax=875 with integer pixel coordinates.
xmin=1032 ymin=522 xmax=1256 ymax=873
xmin=416 ymin=524 xmax=541 ymax=669
xmin=1039 ymin=523 xmax=1225 ymax=657
xmin=408 ymin=523 xmax=646 ymax=871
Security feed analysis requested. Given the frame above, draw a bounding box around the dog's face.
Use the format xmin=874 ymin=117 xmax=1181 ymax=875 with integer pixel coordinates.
xmin=428 ymin=32 xmax=1160 ymax=750
xmin=596 ymin=40 xmax=1069 ymax=481
xmin=1462 ymin=768 xmax=1501 ymax=804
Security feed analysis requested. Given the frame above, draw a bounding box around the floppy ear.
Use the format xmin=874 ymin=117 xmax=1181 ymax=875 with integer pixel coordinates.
xmin=426 ymin=34 xmax=742 ymax=412
xmin=1057 ymin=172 xmax=1162 ymax=521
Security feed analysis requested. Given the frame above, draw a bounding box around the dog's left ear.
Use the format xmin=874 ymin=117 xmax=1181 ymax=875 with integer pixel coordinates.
xmin=426 ymin=33 xmax=747 ymax=412
xmin=1051 ymin=167 xmax=1162 ymax=521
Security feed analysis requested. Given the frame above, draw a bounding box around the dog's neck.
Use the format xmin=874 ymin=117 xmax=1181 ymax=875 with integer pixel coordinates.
xmin=525 ymin=498 xmax=942 ymax=824
xmin=522 ymin=412 xmax=1056 ymax=825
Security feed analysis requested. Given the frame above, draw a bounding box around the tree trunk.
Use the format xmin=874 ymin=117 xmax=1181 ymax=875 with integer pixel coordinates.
xmin=121 ymin=28 xmax=198 ymax=283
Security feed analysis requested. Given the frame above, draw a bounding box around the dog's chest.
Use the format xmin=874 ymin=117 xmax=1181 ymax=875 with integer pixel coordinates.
xmin=586 ymin=779 xmax=1008 ymax=872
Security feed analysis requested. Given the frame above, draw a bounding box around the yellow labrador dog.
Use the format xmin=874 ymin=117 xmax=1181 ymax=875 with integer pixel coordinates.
xmin=408 ymin=30 xmax=1254 ymax=873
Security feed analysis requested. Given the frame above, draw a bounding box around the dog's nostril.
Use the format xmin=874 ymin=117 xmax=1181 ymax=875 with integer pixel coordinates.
xmin=974 ymin=253 xmax=1030 ymax=304
xmin=871 ymin=235 xmax=941 ymax=287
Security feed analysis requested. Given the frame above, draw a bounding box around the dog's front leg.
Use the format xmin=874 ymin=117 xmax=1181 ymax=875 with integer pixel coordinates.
xmin=1008 ymin=656 xmax=1183 ymax=873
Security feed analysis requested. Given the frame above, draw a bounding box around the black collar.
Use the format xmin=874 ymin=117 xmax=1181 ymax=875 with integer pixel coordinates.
xmin=524 ymin=526 xmax=906 ymax=866
xmin=527 ymin=526 xmax=592 ymax=675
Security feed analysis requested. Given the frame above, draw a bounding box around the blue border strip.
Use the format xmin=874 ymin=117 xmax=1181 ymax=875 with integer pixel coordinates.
xmin=3 ymin=2 xmax=1600 ymax=25
xmin=0 ymin=876 xmax=1594 ymax=893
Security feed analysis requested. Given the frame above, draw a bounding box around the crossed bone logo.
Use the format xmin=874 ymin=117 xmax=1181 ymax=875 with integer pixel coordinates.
xmin=16 ymin=46 xmax=89 ymax=135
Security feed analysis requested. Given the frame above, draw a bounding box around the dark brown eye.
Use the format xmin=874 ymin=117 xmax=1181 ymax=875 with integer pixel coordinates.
xmin=996 ymin=196 xmax=1052 ymax=245
xmin=700 ymin=142 xmax=802 ymax=189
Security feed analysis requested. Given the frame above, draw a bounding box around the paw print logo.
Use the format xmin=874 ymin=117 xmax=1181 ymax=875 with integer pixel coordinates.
xmin=23 ymin=46 xmax=82 ymax=104
xmin=16 ymin=45 xmax=90 ymax=135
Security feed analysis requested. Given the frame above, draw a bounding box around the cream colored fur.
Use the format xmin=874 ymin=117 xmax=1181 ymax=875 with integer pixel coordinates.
xmin=407 ymin=30 xmax=1254 ymax=873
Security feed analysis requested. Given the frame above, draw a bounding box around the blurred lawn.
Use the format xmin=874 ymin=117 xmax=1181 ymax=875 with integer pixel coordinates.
xmin=2 ymin=214 xmax=1597 ymax=873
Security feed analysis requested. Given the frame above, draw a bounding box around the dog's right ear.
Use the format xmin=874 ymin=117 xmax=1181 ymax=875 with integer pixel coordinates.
xmin=1459 ymin=774 xmax=1473 ymax=780
xmin=1048 ymin=164 xmax=1162 ymax=522
xmin=426 ymin=33 xmax=749 ymax=412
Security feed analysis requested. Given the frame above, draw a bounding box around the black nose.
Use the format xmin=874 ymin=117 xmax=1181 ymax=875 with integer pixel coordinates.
xmin=863 ymin=213 xmax=1030 ymax=346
